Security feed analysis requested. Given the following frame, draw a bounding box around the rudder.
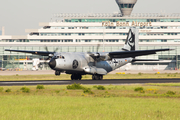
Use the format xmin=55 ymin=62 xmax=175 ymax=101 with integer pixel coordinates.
xmin=122 ymin=28 xmax=139 ymax=51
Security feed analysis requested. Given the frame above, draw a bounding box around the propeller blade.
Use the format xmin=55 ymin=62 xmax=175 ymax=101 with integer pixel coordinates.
xmin=87 ymin=44 xmax=101 ymax=66
xmin=44 ymin=46 xmax=49 ymax=52
xmin=96 ymin=44 xmax=100 ymax=53
xmin=44 ymin=57 xmax=50 ymax=63
xmin=43 ymin=46 xmax=56 ymax=63
xmin=45 ymin=57 xmax=50 ymax=60
xmin=54 ymin=47 xmax=59 ymax=53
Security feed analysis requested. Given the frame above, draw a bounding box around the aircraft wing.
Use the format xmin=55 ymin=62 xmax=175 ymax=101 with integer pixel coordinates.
xmin=5 ymin=49 xmax=54 ymax=56
xmin=108 ymin=49 xmax=172 ymax=58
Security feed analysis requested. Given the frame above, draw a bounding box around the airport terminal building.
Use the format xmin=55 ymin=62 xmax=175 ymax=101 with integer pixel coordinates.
xmin=0 ymin=0 xmax=180 ymax=71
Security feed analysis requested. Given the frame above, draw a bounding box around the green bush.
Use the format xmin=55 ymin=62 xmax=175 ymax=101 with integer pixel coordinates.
xmin=134 ymin=87 xmax=144 ymax=92
xmin=138 ymin=72 xmax=142 ymax=75
xmin=0 ymin=87 xmax=3 ymax=92
xmin=36 ymin=85 xmax=45 ymax=89
xmin=96 ymin=85 xmax=106 ymax=90
xmin=140 ymin=90 xmax=145 ymax=93
xmin=67 ymin=83 xmax=84 ymax=90
xmin=83 ymin=88 xmax=94 ymax=94
xmin=55 ymin=90 xmax=60 ymax=93
xmin=5 ymin=89 xmax=11 ymax=92
xmin=166 ymin=91 xmax=176 ymax=95
xmin=20 ymin=87 xmax=30 ymax=93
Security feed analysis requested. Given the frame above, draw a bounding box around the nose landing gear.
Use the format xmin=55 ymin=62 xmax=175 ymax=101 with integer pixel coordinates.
xmin=71 ymin=74 xmax=82 ymax=80
xmin=55 ymin=71 xmax=61 ymax=76
xmin=92 ymin=75 xmax=103 ymax=80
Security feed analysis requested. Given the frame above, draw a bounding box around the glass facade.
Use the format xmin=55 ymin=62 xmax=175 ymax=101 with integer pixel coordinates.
xmin=3 ymin=39 xmax=179 ymax=43
xmin=64 ymin=18 xmax=180 ymax=23
xmin=120 ymin=4 xmax=134 ymax=8
xmin=1 ymin=17 xmax=180 ymax=43
xmin=38 ymin=33 xmax=180 ymax=37
xmin=50 ymin=26 xmax=180 ymax=30
xmin=0 ymin=45 xmax=179 ymax=70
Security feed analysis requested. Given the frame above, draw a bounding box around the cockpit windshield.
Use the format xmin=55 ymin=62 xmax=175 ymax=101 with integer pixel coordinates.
xmin=54 ymin=55 xmax=65 ymax=59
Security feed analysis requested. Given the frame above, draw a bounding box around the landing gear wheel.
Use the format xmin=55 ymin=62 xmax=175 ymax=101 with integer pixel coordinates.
xmin=55 ymin=71 xmax=61 ymax=76
xmin=92 ymin=75 xmax=95 ymax=80
xmin=71 ymin=74 xmax=82 ymax=80
xmin=99 ymin=75 xmax=103 ymax=80
xmin=92 ymin=75 xmax=103 ymax=80
xmin=76 ymin=74 xmax=82 ymax=80
xmin=71 ymin=75 xmax=74 ymax=80
xmin=94 ymin=75 xmax=99 ymax=80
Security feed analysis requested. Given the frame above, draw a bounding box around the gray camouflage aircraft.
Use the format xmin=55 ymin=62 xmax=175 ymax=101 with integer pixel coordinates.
xmin=5 ymin=28 xmax=172 ymax=80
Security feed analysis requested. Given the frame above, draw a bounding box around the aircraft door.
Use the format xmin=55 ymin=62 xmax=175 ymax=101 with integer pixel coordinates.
xmin=56 ymin=55 xmax=67 ymax=69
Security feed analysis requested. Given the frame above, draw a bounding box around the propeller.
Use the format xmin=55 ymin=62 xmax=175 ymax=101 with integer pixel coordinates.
xmin=54 ymin=47 xmax=59 ymax=53
xmin=96 ymin=44 xmax=100 ymax=54
xmin=87 ymin=44 xmax=101 ymax=66
xmin=44 ymin=46 xmax=59 ymax=62
xmin=94 ymin=44 xmax=100 ymax=58
xmin=44 ymin=46 xmax=49 ymax=53
xmin=44 ymin=46 xmax=51 ymax=62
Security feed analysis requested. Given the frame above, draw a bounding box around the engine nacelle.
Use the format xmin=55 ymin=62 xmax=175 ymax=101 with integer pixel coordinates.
xmin=94 ymin=53 xmax=111 ymax=61
xmin=83 ymin=67 xmax=107 ymax=75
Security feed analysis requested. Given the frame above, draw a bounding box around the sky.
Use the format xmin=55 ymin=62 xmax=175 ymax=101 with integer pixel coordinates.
xmin=0 ymin=0 xmax=179 ymax=35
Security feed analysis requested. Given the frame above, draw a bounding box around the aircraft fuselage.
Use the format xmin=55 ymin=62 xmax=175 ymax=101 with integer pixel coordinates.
xmin=50 ymin=52 xmax=132 ymax=75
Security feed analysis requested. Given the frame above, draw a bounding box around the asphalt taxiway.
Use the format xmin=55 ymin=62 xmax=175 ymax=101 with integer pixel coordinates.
xmin=0 ymin=79 xmax=180 ymax=86
xmin=1 ymin=70 xmax=180 ymax=76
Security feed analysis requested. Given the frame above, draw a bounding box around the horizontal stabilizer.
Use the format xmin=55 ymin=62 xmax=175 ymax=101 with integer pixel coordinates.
xmin=132 ymin=59 xmax=161 ymax=62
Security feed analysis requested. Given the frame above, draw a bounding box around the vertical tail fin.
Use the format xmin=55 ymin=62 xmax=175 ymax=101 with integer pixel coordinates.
xmin=122 ymin=28 xmax=139 ymax=51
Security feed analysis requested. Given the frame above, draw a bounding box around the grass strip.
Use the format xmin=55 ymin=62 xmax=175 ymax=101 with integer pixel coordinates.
xmin=0 ymin=84 xmax=180 ymax=120
xmin=1 ymin=73 xmax=180 ymax=81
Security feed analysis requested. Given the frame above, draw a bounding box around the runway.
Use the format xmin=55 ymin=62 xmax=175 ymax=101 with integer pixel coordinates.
xmin=1 ymin=70 xmax=180 ymax=76
xmin=0 ymin=79 xmax=180 ymax=86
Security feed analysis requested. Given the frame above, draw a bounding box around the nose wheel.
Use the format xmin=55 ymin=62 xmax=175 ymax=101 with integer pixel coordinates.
xmin=71 ymin=74 xmax=82 ymax=80
xmin=55 ymin=71 xmax=61 ymax=76
xmin=92 ymin=75 xmax=103 ymax=80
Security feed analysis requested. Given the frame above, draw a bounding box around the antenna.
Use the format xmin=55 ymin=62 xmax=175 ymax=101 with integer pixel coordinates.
xmin=2 ymin=26 xmax=5 ymax=35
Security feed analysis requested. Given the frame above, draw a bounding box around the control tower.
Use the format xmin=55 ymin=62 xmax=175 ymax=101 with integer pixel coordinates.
xmin=115 ymin=0 xmax=137 ymax=16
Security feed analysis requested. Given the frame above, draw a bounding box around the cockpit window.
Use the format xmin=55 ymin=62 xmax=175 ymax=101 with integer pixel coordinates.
xmin=55 ymin=55 xmax=65 ymax=59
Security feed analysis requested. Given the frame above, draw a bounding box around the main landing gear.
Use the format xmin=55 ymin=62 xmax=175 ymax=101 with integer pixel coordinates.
xmin=71 ymin=74 xmax=82 ymax=80
xmin=55 ymin=71 xmax=61 ymax=76
xmin=92 ymin=75 xmax=103 ymax=80
xmin=70 ymin=74 xmax=103 ymax=80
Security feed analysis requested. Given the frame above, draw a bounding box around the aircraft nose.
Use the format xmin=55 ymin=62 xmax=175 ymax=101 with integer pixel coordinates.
xmin=49 ymin=58 xmax=56 ymax=69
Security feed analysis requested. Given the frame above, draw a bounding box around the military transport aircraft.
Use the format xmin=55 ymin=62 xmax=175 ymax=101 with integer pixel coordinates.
xmin=5 ymin=28 xmax=172 ymax=80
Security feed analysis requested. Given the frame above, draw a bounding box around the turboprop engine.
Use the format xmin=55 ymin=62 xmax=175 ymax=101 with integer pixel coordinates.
xmin=83 ymin=67 xmax=107 ymax=75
